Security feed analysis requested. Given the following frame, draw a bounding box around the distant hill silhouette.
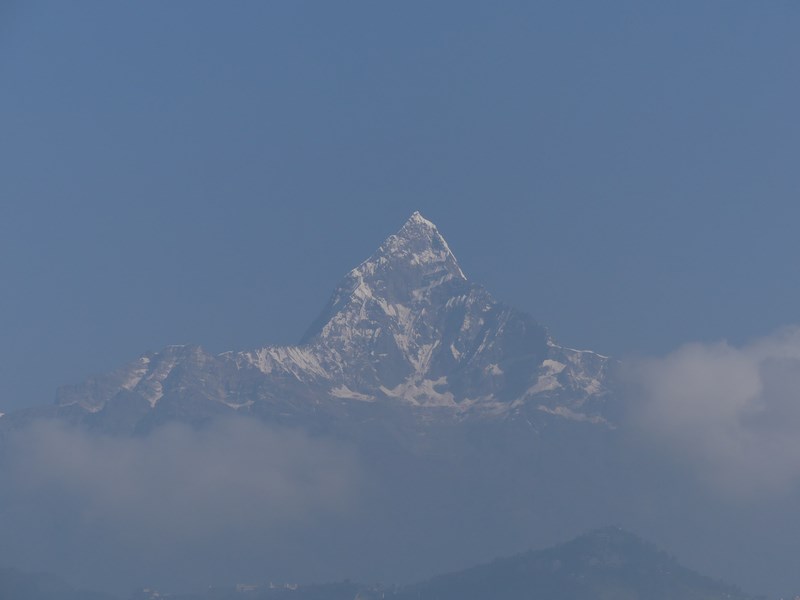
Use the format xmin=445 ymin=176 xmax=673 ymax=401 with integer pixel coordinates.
xmin=395 ymin=527 xmax=756 ymax=600
xmin=125 ymin=528 xmax=759 ymax=600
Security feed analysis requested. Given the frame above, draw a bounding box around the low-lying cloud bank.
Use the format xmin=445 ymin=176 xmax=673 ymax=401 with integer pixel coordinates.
xmin=8 ymin=330 xmax=800 ymax=591
xmin=0 ymin=418 xmax=360 ymax=589
xmin=627 ymin=326 xmax=800 ymax=495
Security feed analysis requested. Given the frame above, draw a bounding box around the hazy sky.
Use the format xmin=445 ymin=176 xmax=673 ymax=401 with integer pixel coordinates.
xmin=2 ymin=1 xmax=800 ymax=411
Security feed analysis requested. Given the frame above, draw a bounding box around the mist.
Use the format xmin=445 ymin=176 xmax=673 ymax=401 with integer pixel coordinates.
xmin=8 ymin=329 xmax=800 ymax=596
xmin=0 ymin=412 xmax=633 ymax=595
xmin=0 ymin=418 xmax=361 ymax=593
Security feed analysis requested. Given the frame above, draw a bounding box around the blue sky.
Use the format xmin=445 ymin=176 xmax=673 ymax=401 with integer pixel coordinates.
xmin=2 ymin=1 xmax=799 ymax=411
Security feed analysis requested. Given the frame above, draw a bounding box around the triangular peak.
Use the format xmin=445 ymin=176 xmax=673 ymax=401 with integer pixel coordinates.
xmin=299 ymin=213 xmax=468 ymax=343
xmin=374 ymin=211 xmax=466 ymax=281
xmin=402 ymin=210 xmax=437 ymax=230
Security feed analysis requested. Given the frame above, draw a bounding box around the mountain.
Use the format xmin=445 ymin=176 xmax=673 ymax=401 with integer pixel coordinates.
xmin=393 ymin=527 xmax=757 ymax=600
xmin=0 ymin=213 xmax=630 ymax=595
xmin=1 ymin=212 xmax=612 ymax=434
xmin=130 ymin=528 xmax=758 ymax=600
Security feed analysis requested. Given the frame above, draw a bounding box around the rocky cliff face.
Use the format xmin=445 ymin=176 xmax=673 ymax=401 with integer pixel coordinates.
xmin=22 ymin=212 xmax=611 ymax=433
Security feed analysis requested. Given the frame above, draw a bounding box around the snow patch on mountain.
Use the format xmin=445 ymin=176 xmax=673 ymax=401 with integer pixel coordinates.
xmin=238 ymin=346 xmax=329 ymax=380
xmin=537 ymin=404 xmax=612 ymax=426
xmin=380 ymin=376 xmax=457 ymax=408
xmin=330 ymin=385 xmax=374 ymax=402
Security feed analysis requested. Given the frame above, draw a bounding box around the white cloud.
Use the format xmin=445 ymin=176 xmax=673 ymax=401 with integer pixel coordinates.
xmin=0 ymin=417 xmax=360 ymax=588
xmin=627 ymin=326 xmax=800 ymax=495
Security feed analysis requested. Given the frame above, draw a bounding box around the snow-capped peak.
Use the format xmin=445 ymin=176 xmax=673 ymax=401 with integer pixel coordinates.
xmin=392 ymin=211 xmax=466 ymax=280
xmin=360 ymin=211 xmax=466 ymax=286
xmin=301 ymin=212 xmax=468 ymax=344
xmin=406 ymin=210 xmax=434 ymax=227
xmin=35 ymin=212 xmax=613 ymax=432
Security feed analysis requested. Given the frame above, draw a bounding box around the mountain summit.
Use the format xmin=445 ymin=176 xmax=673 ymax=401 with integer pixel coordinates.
xmin=301 ymin=211 xmax=466 ymax=344
xmin=292 ymin=212 xmax=610 ymax=415
xmin=9 ymin=213 xmax=612 ymax=432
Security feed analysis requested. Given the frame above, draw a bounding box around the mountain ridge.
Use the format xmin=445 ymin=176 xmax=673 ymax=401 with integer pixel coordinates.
xmin=2 ymin=212 xmax=613 ymax=433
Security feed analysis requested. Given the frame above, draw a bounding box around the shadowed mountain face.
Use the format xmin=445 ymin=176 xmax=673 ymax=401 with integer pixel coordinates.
xmin=4 ymin=212 xmax=612 ymax=435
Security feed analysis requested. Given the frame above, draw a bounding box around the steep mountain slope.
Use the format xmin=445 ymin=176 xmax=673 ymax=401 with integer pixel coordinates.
xmin=11 ymin=212 xmax=610 ymax=434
